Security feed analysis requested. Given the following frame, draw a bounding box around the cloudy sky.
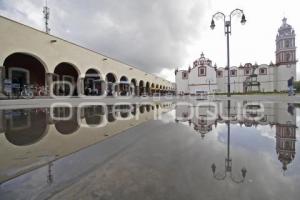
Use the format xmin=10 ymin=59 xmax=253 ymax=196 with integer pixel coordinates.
xmin=0 ymin=0 xmax=299 ymax=81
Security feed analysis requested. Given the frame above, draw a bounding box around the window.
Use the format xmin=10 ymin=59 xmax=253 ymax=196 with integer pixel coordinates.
xmin=182 ymin=72 xmax=188 ymax=79
xmin=198 ymin=67 xmax=206 ymax=76
xmin=217 ymin=71 xmax=223 ymax=77
xmin=230 ymin=70 xmax=237 ymax=77
xmin=285 ymin=53 xmax=291 ymax=62
xmin=285 ymin=39 xmax=290 ymax=48
xmin=259 ymin=68 xmax=267 ymax=75
xmin=244 ymin=68 xmax=251 ymax=75
xmin=193 ymin=61 xmax=198 ymax=68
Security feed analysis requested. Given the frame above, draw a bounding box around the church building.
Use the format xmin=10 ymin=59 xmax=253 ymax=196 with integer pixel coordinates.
xmin=175 ymin=18 xmax=297 ymax=95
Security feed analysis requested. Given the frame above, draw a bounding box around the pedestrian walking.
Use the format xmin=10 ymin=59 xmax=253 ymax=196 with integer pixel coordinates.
xmin=288 ymin=76 xmax=295 ymax=96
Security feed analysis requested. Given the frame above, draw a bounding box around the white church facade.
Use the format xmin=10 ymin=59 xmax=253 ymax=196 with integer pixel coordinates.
xmin=175 ymin=18 xmax=297 ymax=95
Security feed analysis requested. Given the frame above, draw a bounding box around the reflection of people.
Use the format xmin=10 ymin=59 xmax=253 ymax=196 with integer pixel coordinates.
xmin=288 ymin=76 xmax=295 ymax=96
xmin=12 ymin=78 xmax=19 ymax=96
xmin=287 ymin=103 xmax=295 ymax=116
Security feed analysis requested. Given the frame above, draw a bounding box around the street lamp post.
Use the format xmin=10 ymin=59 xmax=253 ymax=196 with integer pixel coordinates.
xmin=210 ymin=9 xmax=246 ymax=97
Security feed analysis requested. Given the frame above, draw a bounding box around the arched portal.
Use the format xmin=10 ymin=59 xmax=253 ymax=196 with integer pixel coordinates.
xmin=139 ymin=80 xmax=144 ymax=96
xmin=131 ymin=79 xmax=138 ymax=96
xmin=54 ymin=62 xmax=79 ymax=96
xmin=84 ymin=68 xmax=102 ymax=96
xmin=151 ymin=83 xmax=155 ymax=96
xmin=3 ymin=53 xmax=47 ymax=97
xmin=146 ymin=82 xmax=150 ymax=96
xmin=156 ymin=84 xmax=159 ymax=95
xmin=119 ymin=76 xmax=129 ymax=96
xmin=106 ymin=73 xmax=117 ymax=96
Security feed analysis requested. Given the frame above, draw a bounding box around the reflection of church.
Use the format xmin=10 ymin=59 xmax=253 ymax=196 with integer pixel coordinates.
xmin=276 ymin=106 xmax=297 ymax=171
xmin=175 ymin=101 xmax=297 ymax=171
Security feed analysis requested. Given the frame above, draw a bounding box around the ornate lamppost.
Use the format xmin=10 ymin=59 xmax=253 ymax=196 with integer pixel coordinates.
xmin=210 ymin=9 xmax=246 ymax=97
xmin=211 ymin=100 xmax=247 ymax=183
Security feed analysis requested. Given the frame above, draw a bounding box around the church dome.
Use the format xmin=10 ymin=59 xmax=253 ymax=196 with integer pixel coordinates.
xmin=277 ymin=17 xmax=295 ymax=38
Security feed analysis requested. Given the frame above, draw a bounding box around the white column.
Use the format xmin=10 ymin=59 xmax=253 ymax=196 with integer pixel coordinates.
xmin=0 ymin=66 xmax=5 ymax=98
xmin=46 ymin=73 xmax=53 ymax=96
xmin=0 ymin=109 xmax=4 ymax=133
xmin=79 ymin=77 xmax=85 ymax=96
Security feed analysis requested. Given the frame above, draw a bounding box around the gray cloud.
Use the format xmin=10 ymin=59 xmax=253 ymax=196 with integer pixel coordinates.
xmin=0 ymin=0 xmax=209 ymax=78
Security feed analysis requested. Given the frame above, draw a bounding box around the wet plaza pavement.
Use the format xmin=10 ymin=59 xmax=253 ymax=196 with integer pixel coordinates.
xmin=0 ymin=100 xmax=300 ymax=200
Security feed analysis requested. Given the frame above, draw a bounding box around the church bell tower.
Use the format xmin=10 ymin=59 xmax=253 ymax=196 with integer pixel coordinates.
xmin=276 ymin=18 xmax=296 ymax=65
xmin=274 ymin=18 xmax=297 ymax=91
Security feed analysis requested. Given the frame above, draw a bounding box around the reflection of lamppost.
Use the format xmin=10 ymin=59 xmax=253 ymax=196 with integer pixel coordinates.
xmin=47 ymin=162 xmax=54 ymax=185
xmin=210 ymin=9 xmax=246 ymax=97
xmin=211 ymin=100 xmax=247 ymax=183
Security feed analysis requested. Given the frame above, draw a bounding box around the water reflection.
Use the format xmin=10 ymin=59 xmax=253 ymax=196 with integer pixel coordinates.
xmin=0 ymin=101 xmax=299 ymax=199
xmin=212 ymin=101 xmax=247 ymax=183
xmin=4 ymin=109 xmax=49 ymax=146
xmin=0 ymin=102 xmax=173 ymax=183
xmin=175 ymin=101 xmax=297 ymax=173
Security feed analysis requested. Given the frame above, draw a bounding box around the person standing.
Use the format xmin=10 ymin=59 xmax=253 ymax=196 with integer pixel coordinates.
xmin=288 ymin=76 xmax=295 ymax=96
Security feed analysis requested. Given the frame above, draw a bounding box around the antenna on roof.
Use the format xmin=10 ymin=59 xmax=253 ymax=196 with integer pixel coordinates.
xmin=43 ymin=0 xmax=50 ymax=34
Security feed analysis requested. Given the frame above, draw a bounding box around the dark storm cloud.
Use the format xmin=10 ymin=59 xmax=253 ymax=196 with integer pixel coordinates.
xmin=0 ymin=0 xmax=208 ymax=75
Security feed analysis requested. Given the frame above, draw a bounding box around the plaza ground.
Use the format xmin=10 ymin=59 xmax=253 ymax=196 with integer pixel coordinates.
xmin=1 ymin=94 xmax=300 ymax=110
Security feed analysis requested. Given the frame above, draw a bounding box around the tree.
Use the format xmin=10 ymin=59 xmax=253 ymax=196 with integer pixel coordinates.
xmin=294 ymin=81 xmax=300 ymax=93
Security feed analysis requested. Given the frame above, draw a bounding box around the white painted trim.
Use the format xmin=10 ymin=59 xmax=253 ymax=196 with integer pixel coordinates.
xmin=8 ymin=67 xmax=30 ymax=84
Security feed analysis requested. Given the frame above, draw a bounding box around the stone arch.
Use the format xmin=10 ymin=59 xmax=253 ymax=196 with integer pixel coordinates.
xmin=106 ymin=72 xmax=117 ymax=83
xmin=131 ymin=78 xmax=138 ymax=96
xmin=120 ymin=76 xmax=128 ymax=82
xmin=151 ymin=83 xmax=155 ymax=95
xmin=54 ymin=62 xmax=80 ymax=96
xmin=119 ymin=76 xmax=129 ymax=96
xmin=3 ymin=52 xmax=49 ymax=97
xmin=84 ymin=68 xmax=102 ymax=79
xmin=139 ymin=80 xmax=144 ymax=96
xmin=145 ymin=82 xmax=150 ymax=96
xmin=84 ymin=68 xmax=102 ymax=96
xmin=105 ymin=73 xmax=118 ymax=96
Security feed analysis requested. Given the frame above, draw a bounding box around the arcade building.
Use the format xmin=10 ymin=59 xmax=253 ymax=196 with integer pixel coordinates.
xmin=175 ymin=18 xmax=297 ymax=95
xmin=0 ymin=16 xmax=175 ymax=99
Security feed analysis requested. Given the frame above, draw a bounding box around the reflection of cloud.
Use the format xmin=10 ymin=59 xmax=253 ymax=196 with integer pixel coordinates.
xmin=159 ymin=109 xmax=175 ymax=124
xmin=255 ymin=125 xmax=276 ymax=141
xmin=217 ymin=125 xmax=275 ymax=154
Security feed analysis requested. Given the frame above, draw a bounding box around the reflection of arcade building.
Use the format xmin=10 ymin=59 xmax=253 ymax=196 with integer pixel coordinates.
xmin=175 ymin=102 xmax=297 ymax=171
xmin=0 ymin=103 xmax=173 ymax=146
xmin=0 ymin=103 xmax=173 ymax=183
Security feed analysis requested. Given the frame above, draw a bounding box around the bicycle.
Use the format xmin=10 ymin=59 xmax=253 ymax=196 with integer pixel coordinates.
xmin=20 ymin=85 xmax=34 ymax=99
